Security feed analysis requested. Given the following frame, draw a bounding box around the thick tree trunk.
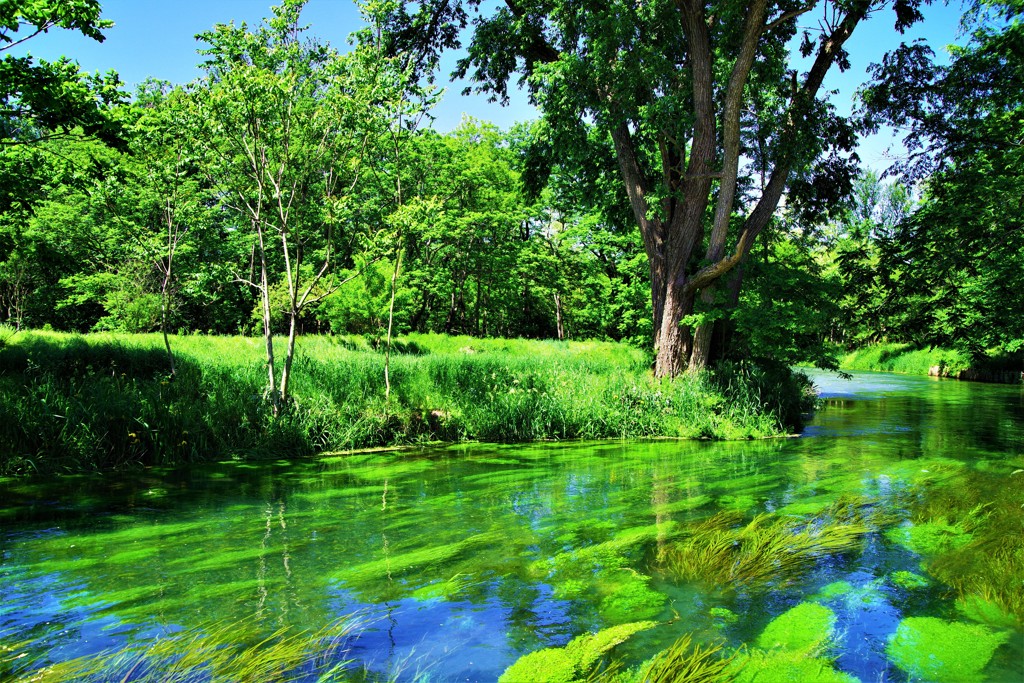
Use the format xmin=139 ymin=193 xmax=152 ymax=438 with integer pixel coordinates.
xmin=653 ymin=287 xmax=695 ymax=378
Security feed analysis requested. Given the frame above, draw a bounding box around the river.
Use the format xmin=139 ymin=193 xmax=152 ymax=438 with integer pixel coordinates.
xmin=1 ymin=370 xmax=1022 ymax=681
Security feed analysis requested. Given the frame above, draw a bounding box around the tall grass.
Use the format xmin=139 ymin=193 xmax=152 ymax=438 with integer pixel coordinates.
xmin=0 ymin=331 xmax=803 ymax=475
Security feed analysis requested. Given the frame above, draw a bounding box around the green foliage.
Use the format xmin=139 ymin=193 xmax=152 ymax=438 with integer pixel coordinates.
xmin=884 ymin=504 xmax=987 ymax=556
xmin=731 ymin=229 xmax=841 ymax=370
xmin=885 ymin=617 xmax=1009 ymax=683
xmin=1 ymin=0 xmax=124 ymax=146
xmin=497 ymin=621 xmax=655 ymax=683
xmin=597 ymin=571 xmax=666 ymax=623
xmin=727 ymin=603 xmax=852 ymax=683
xmin=730 ymin=649 xmax=857 ymax=683
xmin=840 ymin=343 xmax=972 ymax=376
xmin=889 ymin=571 xmax=929 ymax=590
xmin=855 ymin=1 xmax=1024 ymax=357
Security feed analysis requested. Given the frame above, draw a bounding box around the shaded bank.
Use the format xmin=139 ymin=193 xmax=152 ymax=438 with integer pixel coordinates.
xmin=0 ymin=331 xmax=811 ymax=476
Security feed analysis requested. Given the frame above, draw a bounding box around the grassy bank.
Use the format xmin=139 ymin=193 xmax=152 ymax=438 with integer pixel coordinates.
xmin=839 ymin=343 xmax=1022 ymax=382
xmin=839 ymin=344 xmax=973 ymax=376
xmin=0 ymin=330 xmax=810 ymax=475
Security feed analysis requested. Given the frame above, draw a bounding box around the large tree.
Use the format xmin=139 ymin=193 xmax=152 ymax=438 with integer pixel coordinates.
xmin=385 ymin=0 xmax=925 ymax=376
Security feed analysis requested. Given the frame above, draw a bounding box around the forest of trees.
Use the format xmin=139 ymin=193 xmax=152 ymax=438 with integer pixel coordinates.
xmin=2 ymin=0 xmax=1021 ymax=374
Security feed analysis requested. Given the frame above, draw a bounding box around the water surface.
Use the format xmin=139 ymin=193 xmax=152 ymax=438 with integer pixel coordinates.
xmin=2 ymin=371 xmax=1022 ymax=681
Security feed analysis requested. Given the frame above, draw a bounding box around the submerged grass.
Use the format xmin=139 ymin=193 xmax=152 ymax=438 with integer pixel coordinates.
xmin=0 ymin=331 xmax=799 ymax=475
xmin=657 ymin=498 xmax=878 ymax=590
xmin=639 ymin=634 xmax=736 ymax=683
xmin=2 ymin=617 xmax=360 ymax=682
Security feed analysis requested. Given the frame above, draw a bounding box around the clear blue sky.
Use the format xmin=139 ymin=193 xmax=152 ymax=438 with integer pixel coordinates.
xmin=11 ymin=0 xmax=967 ymax=171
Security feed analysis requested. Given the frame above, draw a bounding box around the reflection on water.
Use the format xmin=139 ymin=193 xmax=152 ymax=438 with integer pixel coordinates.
xmin=1 ymin=370 xmax=1023 ymax=681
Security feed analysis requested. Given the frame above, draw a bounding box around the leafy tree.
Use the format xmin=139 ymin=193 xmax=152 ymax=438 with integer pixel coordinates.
xmin=383 ymin=0 xmax=925 ymax=376
xmin=194 ymin=0 xmax=415 ymax=410
xmin=859 ymin=0 xmax=1024 ymax=356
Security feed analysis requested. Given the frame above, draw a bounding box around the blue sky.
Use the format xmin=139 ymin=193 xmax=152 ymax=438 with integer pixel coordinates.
xmin=11 ymin=0 xmax=967 ymax=172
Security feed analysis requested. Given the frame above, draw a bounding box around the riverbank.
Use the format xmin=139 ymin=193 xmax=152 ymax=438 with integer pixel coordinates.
xmin=839 ymin=343 xmax=1022 ymax=384
xmin=0 ymin=331 xmax=812 ymax=476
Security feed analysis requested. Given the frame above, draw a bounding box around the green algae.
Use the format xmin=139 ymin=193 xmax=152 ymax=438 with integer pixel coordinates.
xmin=104 ymin=547 xmax=162 ymax=565
xmin=756 ymin=603 xmax=837 ymax=653
xmin=886 ymin=616 xmax=1010 ymax=682
xmin=731 ymin=649 xmax=858 ymax=683
xmin=332 ymin=530 xmax=504 ymax=584
xmin=410 ymin=573 xmax=474 ymax=602
xmin=6 ymin=616 xmax=360 ymax=683
xmin=533 ymin=522 xmax=679 ymax=580
xmin=885 ymin=518 xmax=977 ymax=555
xmin=596 ymin=571 xmax=666 ymax=623
xmin=811 ymin=581 xmax=854 ymax=601
xmin=343 ymin=458 xmax=437 ymax=481
xmin=775 ymin=494 xmax=838 ymax=517
xmin=889 ymin=570 xmax=929 ymax=589
xmin=498 ymin=621 xmax=656 ymax=683
xmin=652 ymin=494 xmax=713 ymax=515
xmin=709 ymin=607 xmax=739 ymax=624
xmin=640 ymin=633 xmax=735 ymax=683
xmin=716 ymin=494 xmax=757 ymax=511
xmin=659 ymin=508 xmax=869 ymax=590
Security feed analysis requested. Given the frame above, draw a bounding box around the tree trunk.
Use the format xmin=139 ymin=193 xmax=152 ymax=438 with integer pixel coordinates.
xmin=553 ymin=291 xmax=564 ymax=341
xmin=654 ymin=287 xmax=695 ymax=378
xmin=384 ymin=248 xmax=403 ymax=402
xmin=160 ymin=272 xmax=176 ymax=379
xmin=257 ymin=225 xmax=279 ymax=415
xmin=280 ymin=307 xmax=298 ymax=405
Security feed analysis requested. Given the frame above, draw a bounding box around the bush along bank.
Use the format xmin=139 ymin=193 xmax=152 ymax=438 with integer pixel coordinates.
xmin=839 ymin=343 xmax=1023 ymax=384
xmin=0 ymin=331 xmax=813 ymax=476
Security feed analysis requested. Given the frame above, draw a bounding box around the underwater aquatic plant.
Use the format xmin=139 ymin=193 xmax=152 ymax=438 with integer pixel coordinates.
xmin=3 ymin=617 xmax=359 ymax=682
xmin=497 ymin=621 xmax=656 ymax=683
xmin=886 ymin=616 xmax=1010 ymax=683
xmin=639 ymin=633 xmax=736 ymax=683
xmin=657 ymin=501 xmax=872 ymax=590
xmin=755 ymin=603 xmax=837 ymax=653
xmin=729 ymin=649 xmax=857 ymax=683
xmin=890 ymin=472 xmax=1024 ymax=626
xmin=723 ymin=604 xmax=852 ymax=683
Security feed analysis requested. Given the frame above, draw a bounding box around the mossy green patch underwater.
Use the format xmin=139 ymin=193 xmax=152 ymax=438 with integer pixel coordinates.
xmin=885 ymin=616 xmax=1010 ymax=683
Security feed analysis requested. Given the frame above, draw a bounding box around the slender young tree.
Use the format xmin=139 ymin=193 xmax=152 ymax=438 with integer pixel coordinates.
xmin=194 ymin=0 xmax=408 ymax=410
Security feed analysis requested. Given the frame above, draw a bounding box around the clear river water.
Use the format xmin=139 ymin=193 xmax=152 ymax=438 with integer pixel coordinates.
xmin=1 ymin=370 xmax=1022 ymax=681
